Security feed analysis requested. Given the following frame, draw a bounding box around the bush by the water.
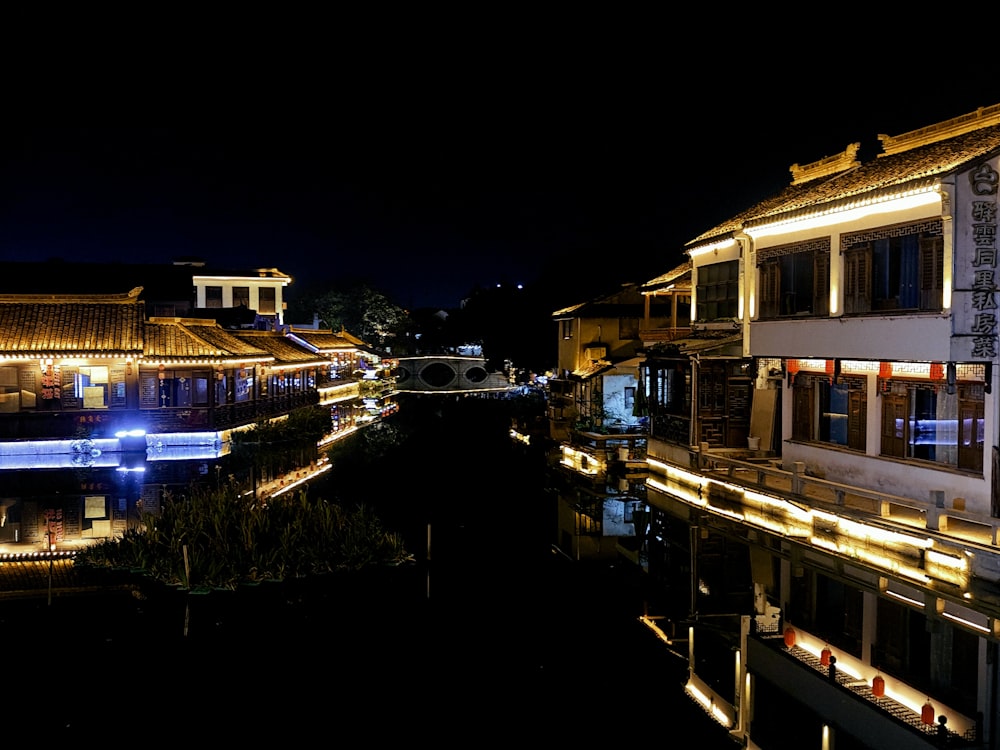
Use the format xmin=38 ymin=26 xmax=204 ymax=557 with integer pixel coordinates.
xmin=74 ymin=482 xmax=414 ymax=591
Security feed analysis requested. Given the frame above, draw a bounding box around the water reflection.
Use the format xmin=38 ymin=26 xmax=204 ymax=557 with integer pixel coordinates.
xmin=0 ymin=427 xmax=334 ymax=549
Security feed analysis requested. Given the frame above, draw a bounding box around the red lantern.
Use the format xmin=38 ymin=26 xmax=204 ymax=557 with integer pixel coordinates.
xmin=783 ymin=626 xmax=796 ymax=648
xmin=879 ymin=361 xmax=893 ymax=379
xmin=872 ymin=673 xmax=885 ymax=697
xmin=786 ymin=359 xmax=799 ymax=375
xmin=922 ymin=699 xmax=935 ymax=725
xmin=821 ymin=645 xmax=832 ymax=666
xmin=930 ymin=362 xmax=945 ymax=380
xmin=825 ymin=359 xmax=835 ymax=376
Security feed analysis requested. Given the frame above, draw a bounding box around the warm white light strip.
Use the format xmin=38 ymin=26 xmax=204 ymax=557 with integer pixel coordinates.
xmin=687 ymin=238 xmax=739 ymax=258
xmin=926 ymin=549 xmax=968 ymax=570
xmin=941 ymin=611 xmax=991 ymax=634
xmin=706 ymin=504 xmax=744 ymax=521
xmin=639 ymin=615 xmax=674 ymax=644
xmin=743 ymin=511 xmax=812 ymax=538
xmin=744 ymin=489 xmax=813 ymax=523
xmin=146 ymin=358 xmax=272 ymax=368
xmin=886 ymin=589 xmax=925 ymax=609
xmin=684 ymin=682 xmax=733 ymax=727
xmin=745 ymin=187 xmax=941 ymax=239
xmin=706 ymin=477 xmax=745 ymax=494
xmin=667 ymin=464 xmax=709 ymax=488
xmin=646 ymin=477 xmax=705 ymax=506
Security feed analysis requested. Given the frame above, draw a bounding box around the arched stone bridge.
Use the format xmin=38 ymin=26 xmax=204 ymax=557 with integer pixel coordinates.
xmin=392 ymin=356 xmax=514 ymax=394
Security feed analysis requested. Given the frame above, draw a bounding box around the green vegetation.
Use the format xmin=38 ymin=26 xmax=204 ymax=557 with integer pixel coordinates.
xmin=74 ymin=481 xmax=413 ymax=591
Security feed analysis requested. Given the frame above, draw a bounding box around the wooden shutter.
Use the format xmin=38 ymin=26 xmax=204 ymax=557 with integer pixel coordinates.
xmin=814 ymin=251 xmax=830 ymax=316
xmin=792 ymin=378 xmax=813 ymax=440
xmin=881 ymin=393 xmax=907 ymax=458
xmin=759 ymin=261 xmax=780 ymax=318
xmin=958 ymin=388 xmax=984 ymax=472
xmin=848 ymin=390 xmax=866 ymax=451
xmin=844 ymin=245 xmax=872 ymax=314
xmin=920 ymin=236 xmax=944 ymax=310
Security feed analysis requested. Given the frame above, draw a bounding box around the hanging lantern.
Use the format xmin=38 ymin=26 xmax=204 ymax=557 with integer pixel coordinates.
xmin=879 ymin=361 xmax=893 ymax=379
xmin=872 ymin=673 xmax=885 ymax=697
xmin=922 ymin=699 xmax=935 ymax=725
xmin=825 ymin=359 xmax=835 ymax=376
xmin=786 ymin=359 xmax=799 ymax=375
xmin=929 ymin=362 xmax=945 ymax=380
xmin=783 ymin=625 xmax=796 ymax=648
xmin=821 ymin=645 xmax=832 ymax=666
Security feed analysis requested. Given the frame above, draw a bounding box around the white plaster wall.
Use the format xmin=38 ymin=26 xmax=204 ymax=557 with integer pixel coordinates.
xmin=751 ymin=315 xmax=954 ymax=361
xmin=780 ymin=438 xmax=990 ymax=516
xmin=602 ymin=371 xmax=639 ymax=426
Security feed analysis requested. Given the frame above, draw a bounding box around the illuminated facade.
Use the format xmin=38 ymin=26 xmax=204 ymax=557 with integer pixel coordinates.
xmin=0 ymin=286 xmax=395 ymax=548
xmin=639 ymin=104 xmax=1000 ymax=748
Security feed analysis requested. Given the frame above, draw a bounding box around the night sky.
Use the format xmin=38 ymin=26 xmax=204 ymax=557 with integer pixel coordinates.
xmin=1 ymin=56 xmax=997 ymax=311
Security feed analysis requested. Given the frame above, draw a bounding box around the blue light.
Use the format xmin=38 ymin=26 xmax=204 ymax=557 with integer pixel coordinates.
xmin=114 ymin=429 xmax=147 ymax=438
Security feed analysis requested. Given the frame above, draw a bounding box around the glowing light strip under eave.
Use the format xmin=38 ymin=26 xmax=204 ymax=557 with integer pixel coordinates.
xmin=940 ymin=611 xmax=990 ymax=634
xmin=885 ymin=589 xmax=925 ymax=608
xmin=687 ymin=238 xmax=739 ymax=258
xmin=744 ymin=187 xmax=941 ymax=239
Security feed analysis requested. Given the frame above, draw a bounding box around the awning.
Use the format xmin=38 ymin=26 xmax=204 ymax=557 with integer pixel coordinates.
xmin=569 ymin=361 xmax=615 ymax=381
xmin=651 ymin=332 xmax=743 ymax=357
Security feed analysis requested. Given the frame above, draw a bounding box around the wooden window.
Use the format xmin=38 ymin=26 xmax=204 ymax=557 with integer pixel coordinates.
xmin=843 ymin=245 xmax=871 ymax=314
xmin=792 ymin=376 xmax=813 ymax=441
xmin=758 ymin=261 xmax=780 ymax=319
xmin=757 ymin=248 xmax=828 ymax=318
xmin=258 ymin=288 xmax=276 ymax=314
xmin=696 ymin=260 xmax=739 ymax=321
xmin=880 ymin=382 xmax=983 ymax=472
xmin=843 ymin=228 xmax=943 ymax=315
xmin=205 ymin=286 xmax=223 ymax=309
xmin=920 ymin=236 xmax=944 ymax=310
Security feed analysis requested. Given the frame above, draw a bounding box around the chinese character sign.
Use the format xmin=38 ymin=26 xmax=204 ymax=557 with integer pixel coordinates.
xmin=953 ymin=158 xmax=1000 ymax=362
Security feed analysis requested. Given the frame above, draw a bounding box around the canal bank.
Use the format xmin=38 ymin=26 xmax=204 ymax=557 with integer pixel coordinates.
xmin=0 ymin=394 xmax=739 ymax=746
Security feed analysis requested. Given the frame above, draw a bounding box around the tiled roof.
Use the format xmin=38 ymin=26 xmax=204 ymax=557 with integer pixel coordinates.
xmin=142 ymin=320 xmax=271 ymax=362
xmin=648 ymin=332 xmax=743 ymax=356
xmin=552 ymin=283 xmax=644 ymax=318
xmin=229 ymin=331 xmax=326 ymax=365
xmin=289 ymin=329 xmax=369 ymax=352
xmin=639 ymin=261 xmax=693 ymax=294
xmin=688 ymin=120 xmax=1000 ymax=248
xmin=0 ymin=292 xmax=144 ymax=357
xmin=179 ymin=323 xmax=272 ymax=358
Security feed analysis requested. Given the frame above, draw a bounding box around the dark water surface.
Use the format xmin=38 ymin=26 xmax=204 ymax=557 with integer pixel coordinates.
xmin=3 ymin=396 xmax=737 ymax=746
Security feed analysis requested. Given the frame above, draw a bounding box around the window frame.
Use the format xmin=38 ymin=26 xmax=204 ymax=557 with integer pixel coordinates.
xmin=842 ymin=220 xmax=944 ymax=315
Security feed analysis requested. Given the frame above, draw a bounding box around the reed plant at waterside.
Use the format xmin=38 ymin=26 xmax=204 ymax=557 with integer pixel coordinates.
xmin=74 ymin=480 xmax=413 ymax=591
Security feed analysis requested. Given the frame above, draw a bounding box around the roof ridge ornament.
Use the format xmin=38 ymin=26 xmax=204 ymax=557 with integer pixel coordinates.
xmin=789 ymin=143 xmax=861 ymax=186
xmin=878 ymin=103 xmax=1000 ymax=157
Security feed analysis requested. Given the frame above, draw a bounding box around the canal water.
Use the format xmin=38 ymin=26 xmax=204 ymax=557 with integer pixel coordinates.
xmin=4 ymin=395 xmax=737 ymax=746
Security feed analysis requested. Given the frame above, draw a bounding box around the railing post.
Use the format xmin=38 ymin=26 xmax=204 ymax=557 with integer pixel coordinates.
xmin=927 ymin=490 xmax=945 ymax=531
xmin=792 ymin=462 xmax=806 ymax=495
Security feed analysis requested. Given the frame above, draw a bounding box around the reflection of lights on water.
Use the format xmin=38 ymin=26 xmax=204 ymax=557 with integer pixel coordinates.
xmin=268 ymin=463 xmax=333 ymax=498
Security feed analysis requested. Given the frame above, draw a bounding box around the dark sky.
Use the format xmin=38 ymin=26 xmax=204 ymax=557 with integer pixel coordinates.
xmin=1 ymin=59 xmax=998 ymax=310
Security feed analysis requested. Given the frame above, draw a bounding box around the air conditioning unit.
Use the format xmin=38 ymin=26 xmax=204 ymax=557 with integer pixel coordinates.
xmin=583 ymin=346 xmax=607 ymax=361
